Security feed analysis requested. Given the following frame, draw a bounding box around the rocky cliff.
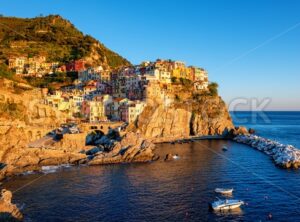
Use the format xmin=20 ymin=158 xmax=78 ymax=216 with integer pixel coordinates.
xmin=129 ymin=82 xmax=234 ymax=142
xmin=0 ymin=78 xmax=87 ymax=179
xmin=0 ymin=78 xmax=157 ymax=180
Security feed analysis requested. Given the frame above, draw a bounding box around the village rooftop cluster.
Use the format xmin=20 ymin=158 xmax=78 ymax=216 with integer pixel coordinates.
xmin=8 ymin=57 xmax=209 ymax=123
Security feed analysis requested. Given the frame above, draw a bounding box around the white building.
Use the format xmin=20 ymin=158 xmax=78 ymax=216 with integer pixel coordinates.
xmin=128 ymin=101 xmax=146 ymax=123
xmin=144 ymin=66 xmax=160 ymax=82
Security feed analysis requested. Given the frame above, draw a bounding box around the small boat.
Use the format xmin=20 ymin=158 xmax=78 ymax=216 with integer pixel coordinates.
xmin=210 ymin=198 xmax=244 ymax=211
xmin=215 ymin=188 xmax=233 ymax=195
xmin=173 ymin=154 xmax=180 ymax=160
xmin=222 ymin=146 xmax=228 ymax=151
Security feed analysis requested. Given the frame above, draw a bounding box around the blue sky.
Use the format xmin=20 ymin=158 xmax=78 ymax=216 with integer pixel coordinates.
xmin=1 ymin=0 xmax=300 ymax=110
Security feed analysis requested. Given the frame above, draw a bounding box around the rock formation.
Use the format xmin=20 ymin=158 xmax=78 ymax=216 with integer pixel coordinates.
xmin=164 ymin=153 xmax=175 ymax=161
xmin=234 ymin=134 xmax=300 ymax=169
xmin=0 ymin=189 xmax=23 ymax=221
xmin=89 ymin=132 xmax=158 ymax=165
xmin=129 ymin=82 xmax=233 ymax=142
xmin=228 ymin=126 xmax=251 ymax=138
xmin=0 ymin=80 xmax=158 ymax=180
xmin=0 ymin=79 xmax=86 ymax=180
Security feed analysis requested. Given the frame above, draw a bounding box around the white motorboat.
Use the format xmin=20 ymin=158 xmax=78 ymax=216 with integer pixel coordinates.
xmin=222 ymin=146 xmax=228 ymax=151
xmin=172 ymin=154 xmax=180 ymax=160
xmin=215 ymin=188 xmax=233 ymax=195
xmin=211 ymin=198 xmax=244 ymax=211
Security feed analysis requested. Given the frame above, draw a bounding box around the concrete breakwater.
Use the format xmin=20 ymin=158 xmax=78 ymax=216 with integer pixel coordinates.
xmin=234 ymin=135 xmax=300 ymax=169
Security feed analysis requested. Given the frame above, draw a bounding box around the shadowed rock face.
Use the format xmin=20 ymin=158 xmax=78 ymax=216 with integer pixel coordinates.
xmin=130 ymin=95 xmax=234 ymax=142
xmin=88 ymin=132 xmax=158 ymax=165
xmin=0 ymin=189 xmax=23 ymax=221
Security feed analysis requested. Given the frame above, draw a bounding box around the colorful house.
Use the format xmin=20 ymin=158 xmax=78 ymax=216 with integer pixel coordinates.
xmin=66 ymin=59 xmax=85 ymax=72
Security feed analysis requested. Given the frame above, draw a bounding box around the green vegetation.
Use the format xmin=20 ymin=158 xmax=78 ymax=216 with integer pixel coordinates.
xmin=12 ymin=82 xmax=25 ymax=94
xmin=0 ymin=15 xmax=131 ymax=68
xmin=25 ymin=72 xmax=77 ymax=88
xmin=175 ymin=94 xmax=181 ymax=102
xmin=192 ymin=82 xmax=219 ymax=100
xmin=0 ymin=63 xmax=14 ymax=79
xmin=171 ymin=76 xmax=177 ymax=83
xmin=208 ymin=82 xmax=219 ymax=96
xmin=179 ymin=77 xmax=192 ymax=86
xmin=0 ymin=101 xmax=25 ymax=120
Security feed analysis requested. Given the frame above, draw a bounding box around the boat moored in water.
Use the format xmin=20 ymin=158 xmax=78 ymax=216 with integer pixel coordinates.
xmin=210 ymin=198 xmax=244 ymax=211
xmin=215 ymin=188 xmax=233 ymax=195
xmin=173 ymin=154 xmax=180 ymax=160
xmin=222 ymin=146 xmax=228 ymax=151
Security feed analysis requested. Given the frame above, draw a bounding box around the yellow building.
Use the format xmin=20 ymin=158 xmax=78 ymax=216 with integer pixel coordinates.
xmin=89 ymin=95 xmax=112 ymax=122
xmin=171 ymin=68 xmax=181 ymax=79
xmin=186 ymin=67 xmax=195 ymax=81
xmin=89 ymin=101 xmax=106 ymax=122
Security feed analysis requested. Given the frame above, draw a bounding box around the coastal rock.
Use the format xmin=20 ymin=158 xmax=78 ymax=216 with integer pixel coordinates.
xmin=88 ymin=132 xmax=158 ymax=165
xmin=85 ymin=147 xmax=104 ymax=156
xmin=0 ymin=189 xmax=23 ymax=221
xmin=164 ymin=153 xmax=174 ymax=161
xmin=229 ymin=126 xmax=250 ymax=138
xmin=0 ymin=82 xmax=90 ymax=180
xmin=248 ymin=128 xmax=256 ymax=134
xmin=130 ymin=94 xmax=233 ymax=142
xmin=85 ymin=129 xmax=121 ymax=152
xmin=86 ymin=130 xmax=105 ymax=146
xmin=0 ymin=146 xmax=87 ymax=179
xmin=234 ymin=134 xmax=300 ymax=169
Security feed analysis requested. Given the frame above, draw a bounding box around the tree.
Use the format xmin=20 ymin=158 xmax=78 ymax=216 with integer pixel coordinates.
xmin=175 ymin=94 xmax=181 ymax=102
xmin=179 ymin=77 xmax=192 ymax=86
xmin=171 ymin=77 xmax=177 ymax=83
xmin=208 ymin=82 xmax=219 ymax=96
xmin=0 ymin=64 xmax=14 ymax=80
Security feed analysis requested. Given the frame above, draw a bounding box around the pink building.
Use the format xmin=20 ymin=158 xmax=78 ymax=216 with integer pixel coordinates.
xmin=81 ymin=101 xmax=90 ymax=118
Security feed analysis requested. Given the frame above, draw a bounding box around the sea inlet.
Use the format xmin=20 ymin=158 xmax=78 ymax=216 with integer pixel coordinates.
xmin=3 ymin=139 xmax=300 ymax=221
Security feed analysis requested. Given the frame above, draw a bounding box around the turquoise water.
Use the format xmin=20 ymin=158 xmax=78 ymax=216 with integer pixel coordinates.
xmin=2 ymin=112 xmax=300 ymax=221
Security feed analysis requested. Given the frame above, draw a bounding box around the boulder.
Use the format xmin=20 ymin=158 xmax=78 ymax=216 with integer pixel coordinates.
xmin=0 ymin=189 xmax=23 ymax=221
xmin=85 ymin=130 xmax=104 ymax=145
xmin=164 ymin=153 xmax=174 ymax=161
xmin=234 ymin=134 xmax=300 ymax=169
xmin=85 ymin=147 xmax=103 ymax=156
xmin=248 ymin=128 xmax=256 ymax=134
xmin=89 ymin=132 xmax=158 ymax=165
xmin=231 ymin=126 xmax=249 ymax=136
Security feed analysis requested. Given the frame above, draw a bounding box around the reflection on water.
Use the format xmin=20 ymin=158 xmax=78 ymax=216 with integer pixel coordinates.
xmin=2 ymin=140 xmax=300 ymax=221
xmin=213 ymin=207 xmax=244 ymax=217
